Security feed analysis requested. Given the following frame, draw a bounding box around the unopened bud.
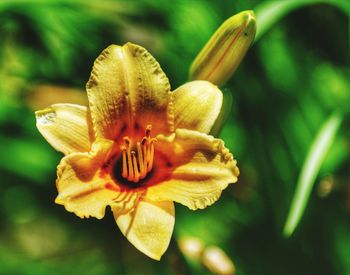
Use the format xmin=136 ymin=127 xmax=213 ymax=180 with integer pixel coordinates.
xmin=189 ymin=10 xmax=256 ymax=86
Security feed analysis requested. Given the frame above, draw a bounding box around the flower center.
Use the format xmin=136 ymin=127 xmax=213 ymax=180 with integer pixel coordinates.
xmin=120 ymin=125 xmax=157 ymax=183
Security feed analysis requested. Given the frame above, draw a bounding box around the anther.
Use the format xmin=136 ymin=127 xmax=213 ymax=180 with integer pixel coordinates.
xmin=123 ymin=136 xmax=130 ymax=144
xmin=145 ymin=125 xmax=152 ymax=137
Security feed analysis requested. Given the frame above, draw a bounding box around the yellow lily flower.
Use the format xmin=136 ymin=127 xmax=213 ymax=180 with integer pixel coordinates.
xmin=35 ymin=43 xmax=239 ymax=260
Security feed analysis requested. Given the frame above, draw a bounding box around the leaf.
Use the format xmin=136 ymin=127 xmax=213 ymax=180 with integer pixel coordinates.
xmin=283 ymin=111 xmax=343 ymax=237
xmin=254 ymin=0 xmax=350 ymax=41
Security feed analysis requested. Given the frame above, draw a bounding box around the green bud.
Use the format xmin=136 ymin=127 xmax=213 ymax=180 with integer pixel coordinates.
xmin=189 ymin=10 xmax=256 ymax=86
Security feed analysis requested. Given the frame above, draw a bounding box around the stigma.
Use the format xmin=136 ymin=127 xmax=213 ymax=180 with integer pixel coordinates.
xmin=120 ymin=125 xmax=157 ymax=183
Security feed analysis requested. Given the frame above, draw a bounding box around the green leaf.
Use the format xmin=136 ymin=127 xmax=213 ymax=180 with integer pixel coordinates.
xmin=254 ymin=0 xmax=350 ymax=41
xmin=283 ymin=111 xmax=343 ymax=237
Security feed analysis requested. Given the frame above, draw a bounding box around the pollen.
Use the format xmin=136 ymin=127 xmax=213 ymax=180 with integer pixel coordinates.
xmin=120 ymin=125 xmax=157 ymax=183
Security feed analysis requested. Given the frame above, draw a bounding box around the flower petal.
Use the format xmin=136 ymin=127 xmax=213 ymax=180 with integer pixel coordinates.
xmin=55 ymin=139 xmax=120 ymax=219
xmin=147 ymin=129 xmax=239 ymax=210
xmin=172 ymin=80 xmax=223 ymax=134
xmin=113 ymin=200 xmax=175 ymax=260
xmin=86 ymin=43 xmax=172 ymax=140
xmin=35 ymin=104 xmax=94 ymax=155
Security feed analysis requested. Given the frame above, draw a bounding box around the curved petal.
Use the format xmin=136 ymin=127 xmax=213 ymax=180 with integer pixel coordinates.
xmin=55 ymin=139 xmax=123 ymax=219
xmin=113 ymin=199 xmax=175 ymax=260
xmin=35 ymin=104 xmax=94 ymax=155
xmin=86 ymin=43 xmax=172 ymax=140
xmin=147 ymin=129 xmax=239 ymax=210
xmin=172 ymin=81 xmax=223 ymax=134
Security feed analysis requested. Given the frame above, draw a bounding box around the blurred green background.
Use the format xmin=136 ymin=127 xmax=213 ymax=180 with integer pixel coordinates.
xmin=0 ymin=0 xmax=349 ymax=274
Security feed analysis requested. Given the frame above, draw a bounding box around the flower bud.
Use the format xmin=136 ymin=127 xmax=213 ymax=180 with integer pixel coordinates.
xmin=189 ymin=10 xmax=256 ymax=86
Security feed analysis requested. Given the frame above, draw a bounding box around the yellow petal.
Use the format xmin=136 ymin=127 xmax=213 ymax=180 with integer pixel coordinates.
xmin=55 ymin=139 xmax=120 ymax=219
xmin=173 ymin=80 xmax=223 ymax=134
xmin=86 ymin=43 xmax=172 ymax=139
xmin=35 ymin=104 xmax=94 ymax=155
xmin=189 ymin=10 xmax=256 ymax=86
xmin=113 ymin=200 xmax=175 ymax=260
xmin=147 ymin=129 xmax=239 ymax=210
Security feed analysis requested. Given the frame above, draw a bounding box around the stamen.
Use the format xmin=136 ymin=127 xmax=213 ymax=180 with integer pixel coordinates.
xmin=137 ymin=142 xmax=146 ymax=179
xmin=147 ymin=139 xmax=156 ymax=172
xmin=119 ymin=125 xmax=157 ymax=183
xmin=121 ymin=146 xmax=128 ymax=178
xmin=142 ymin=138 xmax=148 ymax=179
xmin=125 ymin=142 xmax=134 ymax=182
xmin=146 ymin=141 xmax=151 ymax=163
xmin=131 ymin=151 xmax=140 ymax=182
